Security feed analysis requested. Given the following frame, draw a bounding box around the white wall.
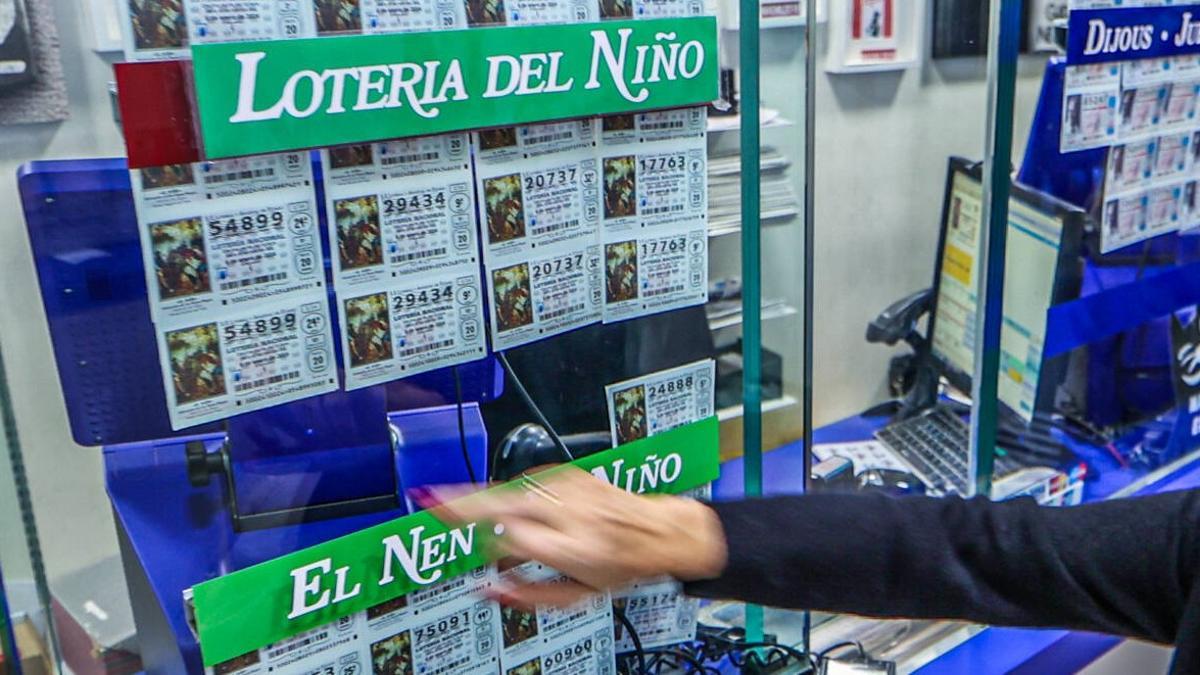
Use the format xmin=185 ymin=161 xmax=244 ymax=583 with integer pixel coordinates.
xmin=808 ymin=26 xmax=1052 ymax=426
xmin=0 ymin=0 xmax=126 ymax=584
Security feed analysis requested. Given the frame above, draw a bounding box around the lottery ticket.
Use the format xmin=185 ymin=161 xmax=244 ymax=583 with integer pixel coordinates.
xmin=463 ymin=0 xmax=597 ymax=26
xmin=156 ymin=293 xmax=337 ymax=429
xmin=475 ymin=121 xmax=598 ymax=165
xmin=203 ymin=617 xmax=364 ymax=675
xmin=132 ymin=153 xmax=324 ymax=322
xmin=1061 ymin=64 xmax=1120 ymax=153
xmin=323 ymin=136 xmax=470 ymax=190
xmin=309 ymin=0 xmax=468 ymax=34
xmin=1146 ymin=183 xmax=1182 ymax=230
xmin=476 ymin=136 xmax=604 ymax=349
xmin=599 ymin=138 xmax=707 ymax=235
xmin=498 ymin=563 xmax=616 ymax=675
xmin=1182 ymin=180 xmax=1200 ymax=229
xmin=1153 ymin=133 xmax=1192 ymax=181
xmin=338 ymin=272 xmax=487 ymax=390
xmin=599 ymin=0 xmax=706 ymax=19
xmin=1117 ymin=85 xmax=1165 ymax=142
xmin=604 ymin=358 xmax=715 ymax=446
xmin=362 ymin=568 xmax=500 ymax=675
xmin=205 ymin=568 xmax=501 ymax=675
xmin=487 ymin=246 xmax=604 ymax=350
xmin=612 ymin=579 xmax=701 ymax=652
xmin=1104 ymin=138 xmax=1156 ymax=196
xmin=1101 ymin=193 xmax=1147 ymax=253
xmin=1160 ymin=81 xmax=1200 ymax=130
xmin=184 ymin=0 xmax=307 ymax=44
xmin=122 ymin=0 xmax=190 ymax=61
xmin=322 ymin=136 xmax=477 ymax=290
xmin=602 ymin=229 xmax=707 ymax=324
xmin=600 ymin=108 xmax=707 ymax=147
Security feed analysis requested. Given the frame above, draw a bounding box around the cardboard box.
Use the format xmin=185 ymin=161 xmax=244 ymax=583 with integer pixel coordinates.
xmin=12 ymin=618 xmax=53 ymax=675
xmin=52 ymin=557 xmax=142 ymax=675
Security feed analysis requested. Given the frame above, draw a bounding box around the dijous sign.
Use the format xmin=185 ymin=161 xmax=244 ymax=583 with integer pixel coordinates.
xmin=1067 ymin=4 xmax=1200 ymax=64
xmin=191 ymin=18 xmax=718 ymax=158
xmin=188 ymin=416 xmax=719 ymax=666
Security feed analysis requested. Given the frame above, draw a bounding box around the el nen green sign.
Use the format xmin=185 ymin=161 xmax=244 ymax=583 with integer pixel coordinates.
xmin=190 ymin=416 xmax=719 ymax=666
xmin=190 ymin=18 xmax=719 ymax=159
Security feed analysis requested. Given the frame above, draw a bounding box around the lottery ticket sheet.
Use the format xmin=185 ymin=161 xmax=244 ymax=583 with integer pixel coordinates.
xmin=498 ymin=563 xmax=616 ymax=675
xmin=1100 ymin=129 xmax=1200 ymax=251
xmin=156 ymin=292 xmax=338 ymax=429
xmin=604 ymin=358 xmax=716 ymax=446
xmin=204 ymin=567 xmax=501 ymax=675
xmin=463 ymin=0 xmax=597 ymax=26
xmin=122 ymin=0 xmax=468 ymax=62
xmin=600 ymin=110 xmax=708 ymax=324
xmin=475 ymin=127 xmax=604 ymax=350
xmin=322 ymin=135 xmax=488 ymax=389
xmin=131 ymin=153 xmax=324 ymax=324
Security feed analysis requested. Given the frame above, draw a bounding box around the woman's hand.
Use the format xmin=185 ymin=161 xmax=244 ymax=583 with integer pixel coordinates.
xmin=427 ymin=468 xmax=727 ymax=608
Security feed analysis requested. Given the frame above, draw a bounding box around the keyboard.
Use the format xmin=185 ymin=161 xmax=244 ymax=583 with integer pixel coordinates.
xmin=875 ymin=406 xmax=1021 ymax=496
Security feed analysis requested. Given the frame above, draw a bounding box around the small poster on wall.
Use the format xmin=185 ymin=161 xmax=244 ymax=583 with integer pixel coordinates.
xmin=851 ymin=0 xmax=896 ymax=61
xmin=826 ymin=0 xmax=920 ymax=73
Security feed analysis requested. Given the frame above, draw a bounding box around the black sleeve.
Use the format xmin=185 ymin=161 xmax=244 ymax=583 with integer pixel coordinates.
xmin=683 ymin=490 xmax=1200 ymax=645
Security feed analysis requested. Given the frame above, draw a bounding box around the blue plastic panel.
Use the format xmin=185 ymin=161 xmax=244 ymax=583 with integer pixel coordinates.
xmin=17 ymin=157 xmax=503 ymax=447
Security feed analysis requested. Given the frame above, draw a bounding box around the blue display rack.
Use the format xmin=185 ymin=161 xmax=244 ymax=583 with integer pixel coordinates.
xmin=1019 ymin=58 xmax=1200 ymax=428
xmin=17 ymin=156 xmax=500 ymax=674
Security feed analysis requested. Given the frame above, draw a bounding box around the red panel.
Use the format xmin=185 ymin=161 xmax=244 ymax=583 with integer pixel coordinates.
xmin=114 ymin=60 xmax=203 ymax=169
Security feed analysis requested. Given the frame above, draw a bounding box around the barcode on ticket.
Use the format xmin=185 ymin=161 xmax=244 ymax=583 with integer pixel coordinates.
xmin=532 ymin=219 xmax=579 ymax=236
xmin=525 ymin=131 xmax=574 ymax=146
xmin=542 ymin=303 xmax=585 ymax=321
xmin=234 ymin=371 xmax=299 ymax=392
xmin=382 ymin=151 xmax=439 ymax=166
xmin=220 ymin=272 xmax=287 ymax=291
xmin=391 ymin=247 xmax=447 ymax=264
xmin=204 ymin=167 xmax=276 ymax=185
xmin=646 ymin=284 xmax=684 ymax=297
xmin=400 ymin=339 xmax=454 ymax=358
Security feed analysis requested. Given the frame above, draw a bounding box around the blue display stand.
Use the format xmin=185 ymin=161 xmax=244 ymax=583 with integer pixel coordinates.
xmin=17 ymin=157 xmax=499 ymax=674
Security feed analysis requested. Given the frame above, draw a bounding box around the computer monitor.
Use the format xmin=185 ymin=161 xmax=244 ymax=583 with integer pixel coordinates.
xmin=929 ymin=157 xmax=1085 ymax=423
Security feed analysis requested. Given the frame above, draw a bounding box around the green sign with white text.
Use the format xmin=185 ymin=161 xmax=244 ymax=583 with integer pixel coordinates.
xmin=190 ymin=18 xmax=718 ymax=159
xmin=190 ymin=416 xmax=719 ymax=665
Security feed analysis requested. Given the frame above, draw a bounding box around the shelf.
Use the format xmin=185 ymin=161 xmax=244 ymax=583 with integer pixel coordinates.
xmin=707 ymin=108 xmax=793 ymax=133
xmin=708 ymin=209 xmax=802 ymax=238
xmin=717 ymin=394 xmax=800 ymax=422
xmin=707 ymin=302 xmax=799 ymax=331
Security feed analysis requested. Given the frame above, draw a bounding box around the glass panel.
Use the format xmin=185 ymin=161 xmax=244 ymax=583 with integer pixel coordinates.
xmin=4 ymin=1 xmax=798 ymax=674
xmin=805 ymin=0 xmax=1012 ymax=668
xmin=1001 ymin=10 xmax=1200 ymax=500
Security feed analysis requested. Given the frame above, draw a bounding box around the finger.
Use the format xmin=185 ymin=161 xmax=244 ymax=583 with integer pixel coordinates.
xmin=432 ymin=480 xmax=576 ymax=529
xmin=490 ymin=578 xmax=598 ymax=609
xmin=490 ymin=516 xmax=590 ymax=570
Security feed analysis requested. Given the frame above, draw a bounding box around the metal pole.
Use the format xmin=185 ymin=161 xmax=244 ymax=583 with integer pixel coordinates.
xmin=969 ymin=0 xmax=1022 ymax=498
xmin=800 ymin=0 xmax=817 ymax=655
xmin=738 ymin=0 xmax=764 ymax=642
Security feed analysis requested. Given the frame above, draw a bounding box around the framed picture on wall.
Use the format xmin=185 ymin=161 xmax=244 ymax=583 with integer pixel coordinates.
xmin=931 ymin=0 xmax=1051 ymax=58
xmin=826 ymin=0 xmax=922 ymax=73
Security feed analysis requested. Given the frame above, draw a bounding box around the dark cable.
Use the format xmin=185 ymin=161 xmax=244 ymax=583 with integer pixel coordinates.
xmin=613 ymin=607 xmax=647 ymax=675
xmin=818 ymin=640 xmax=867 ymax=659
xmin=452 ymin=365 xmax=478 ymax=485
xmin=496 ymin=351 xmax=575 ymax=462
xmin=642 ymin=648 xmax=711 ymax=674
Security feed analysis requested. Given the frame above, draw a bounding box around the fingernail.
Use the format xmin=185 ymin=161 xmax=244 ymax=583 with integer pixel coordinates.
xmin=408 ymin=487 xmax=434 ymax=508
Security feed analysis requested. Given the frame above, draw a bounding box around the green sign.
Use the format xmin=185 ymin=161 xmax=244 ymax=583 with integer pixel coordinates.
xmin=191 ymin=416 xmax=719 ymax=665
xmin=190 ymin=18 xmax=719 ymax=159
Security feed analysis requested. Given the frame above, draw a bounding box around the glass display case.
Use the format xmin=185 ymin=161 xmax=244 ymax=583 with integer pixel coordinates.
xmin=5 ymin=0 xmax=1200 ymax=672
